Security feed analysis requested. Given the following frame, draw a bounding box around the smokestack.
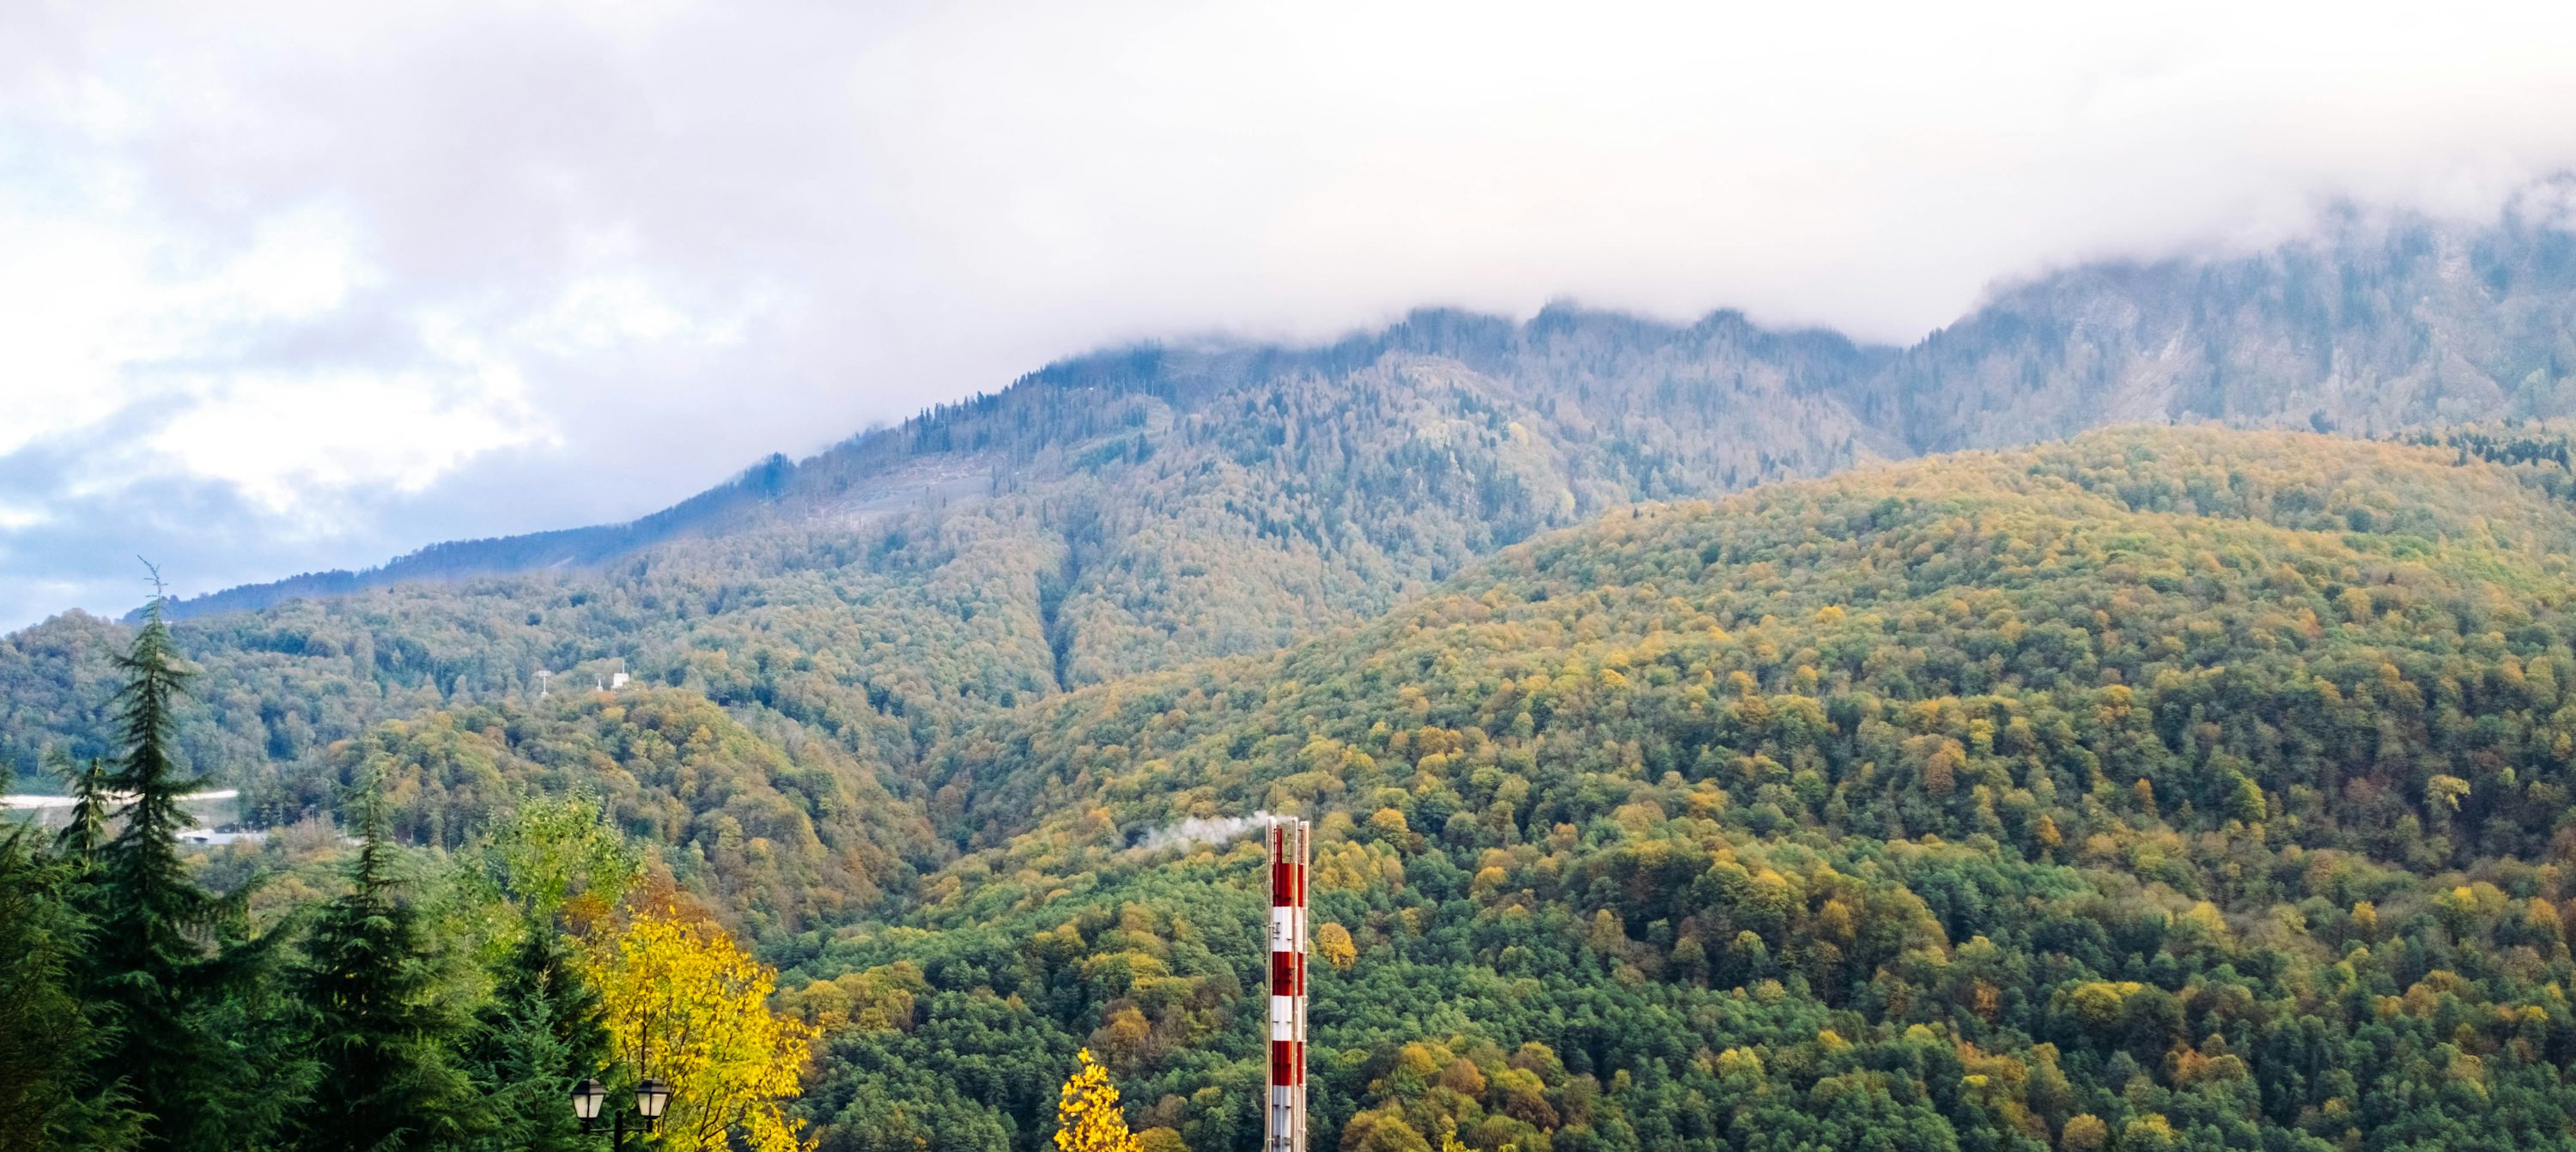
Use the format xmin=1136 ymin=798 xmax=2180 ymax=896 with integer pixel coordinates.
xmin=1267 ymin=818 xmax=1309 ymax=1152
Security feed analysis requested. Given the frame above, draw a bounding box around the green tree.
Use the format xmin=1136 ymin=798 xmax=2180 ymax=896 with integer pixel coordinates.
xmin=88 ymin=592 xmax=288 ymax=1151
xmin=460 ymin=919 xmax=609 ymax=1152
xmin=0 ymin=788 xmax=135 ymax=1151
xmin=290 ymin=771 xmax=477 ymax=1152
xmin=460 ymin=796 xmax=625 ymax=1151
xmin=52 ymin=749 xmax=114 ymax=866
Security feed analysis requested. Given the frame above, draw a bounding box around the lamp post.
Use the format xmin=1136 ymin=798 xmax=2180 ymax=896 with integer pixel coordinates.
xmin=571 ymin=1075 xmax=672 ymax=1149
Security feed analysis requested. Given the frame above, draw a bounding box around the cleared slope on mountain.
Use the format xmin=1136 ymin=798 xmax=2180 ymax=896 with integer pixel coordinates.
xmin=786 ymin=427 xmax=2576 ymax=1152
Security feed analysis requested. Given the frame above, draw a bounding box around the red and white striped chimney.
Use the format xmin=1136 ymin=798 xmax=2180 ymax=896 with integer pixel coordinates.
xmin=1267 ymin=817 xmax=1309 ymax=1152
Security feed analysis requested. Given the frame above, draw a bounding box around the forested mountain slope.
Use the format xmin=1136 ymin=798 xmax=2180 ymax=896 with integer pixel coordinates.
xmin=161 ymin=306 xmax=1890 ymax=624
xmin=159 ymin=193 xmax=2576 ymax=621
xmin=776 ymin=427 xmax=2576 ymax=1151
xmin=18 ymin=420 xmax=2576 ymax=1149
xmin=15 ymin=205 xmax=2576 ymax=802
xmin=1 ymin=307 xmax=1889 ymax=793
xmin=331 ymin=689 xmax=934 ymax=937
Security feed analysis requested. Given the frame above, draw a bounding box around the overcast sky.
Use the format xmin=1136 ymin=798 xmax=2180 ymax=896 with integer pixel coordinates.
xmin=6 ymin=0 xmax=2576 ymax=630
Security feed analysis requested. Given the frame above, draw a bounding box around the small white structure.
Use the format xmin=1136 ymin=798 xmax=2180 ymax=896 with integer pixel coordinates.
xmin=536 ymin=669 xmax=553 ymax=699
xmin=611 ymin=671 xmax=630 ymax=690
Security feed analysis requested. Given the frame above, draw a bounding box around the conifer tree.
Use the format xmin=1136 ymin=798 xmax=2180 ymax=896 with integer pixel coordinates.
xmin=462 ymin=794 xmax=625 ymax=1152
xmin=40 ymin=749 xmax=112 ymax=989
xmin=88 ymin=591 xmax=240 ymax=1150
xmin=0 ymin=780 xmax=125 ymax=1150
xmin=1052 ymin=1048 xmax=1138 ymax=1152
xmin=77 ymin=586 xmax=301 ymax=1151
xmin=0 ymin=836 xmax=76 ymax=1146
xmin=461 ymin=924 xmax=607 ymax=1152
xmin=291 ymin=768 xmax=475 ymax=1152
xmin=52 ymin=749 xmax=114 ymax=867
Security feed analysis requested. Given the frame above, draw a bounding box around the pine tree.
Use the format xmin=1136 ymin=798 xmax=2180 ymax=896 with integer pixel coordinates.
xmin=1052 ymin=1048 xmax=1138 ymax=1152
xmin=291 ymin=770 xmax=475 ymax=1152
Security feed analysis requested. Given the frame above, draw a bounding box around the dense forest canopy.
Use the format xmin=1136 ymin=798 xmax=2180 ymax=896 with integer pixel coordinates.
xmin=19 ymin=423 xmax=2576 ymax=1149
xmin=770 ymin=427 xmax=2576 ymax=1150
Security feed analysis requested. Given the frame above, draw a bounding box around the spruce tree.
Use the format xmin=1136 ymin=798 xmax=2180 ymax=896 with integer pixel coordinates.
xmin=291 ymin=770 xmax=475 ymax=1152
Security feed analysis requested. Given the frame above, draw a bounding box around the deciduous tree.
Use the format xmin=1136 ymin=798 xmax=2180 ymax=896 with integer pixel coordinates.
xmin=586 ymin=900 xmax=814 ymax=1152
xmin=1052 ymin=1047 xmax=1138 ymax=1152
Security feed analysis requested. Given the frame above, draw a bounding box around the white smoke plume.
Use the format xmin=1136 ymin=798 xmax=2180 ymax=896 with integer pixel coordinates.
xmin=1133 ymin=811 xmax=1279 ymax=852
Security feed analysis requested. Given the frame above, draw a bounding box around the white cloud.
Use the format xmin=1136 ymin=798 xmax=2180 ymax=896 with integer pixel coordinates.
xmin=143 ymin=367 xmax=550 ymax=518
xmin=515 ymin=273 xmax=760 ymax=355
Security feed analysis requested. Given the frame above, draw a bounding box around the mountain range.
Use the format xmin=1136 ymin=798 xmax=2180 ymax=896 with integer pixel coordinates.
xmin=155 ymin=199 xmax=2576 ymax=626
xmin=5 ymin=202 xmax=2571 ymax=789
xmin=17 ymin=196 xmax=2576 ymax=1149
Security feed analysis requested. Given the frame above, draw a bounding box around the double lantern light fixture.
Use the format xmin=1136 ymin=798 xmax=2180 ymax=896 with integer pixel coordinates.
xmin=571 ymin=1076 xmax=671 ymax=1148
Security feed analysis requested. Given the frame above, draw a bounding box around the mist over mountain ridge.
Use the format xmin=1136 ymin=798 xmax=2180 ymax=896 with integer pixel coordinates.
xmin=142 ymin=200 xmax=2576 ymax=625
xmin=15 ymin=197 xmax=2576 ymax=803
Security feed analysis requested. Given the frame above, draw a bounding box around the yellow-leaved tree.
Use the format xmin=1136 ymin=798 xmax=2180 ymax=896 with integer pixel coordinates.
xmin=587 ymin=900 xmax=817 ymax=1152
xmin=1053 ymin=1047 xmax=1139 ymax=1152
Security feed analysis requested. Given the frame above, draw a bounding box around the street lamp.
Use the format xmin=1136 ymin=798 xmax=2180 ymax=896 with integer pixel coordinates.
xmin=572 ymin=1073 xmax=670 ymax=1148
xmin=636 ymin=1078 xmax=671 ymax=1124
xmin=572 ymin=1077 xmax=608 ymax=1124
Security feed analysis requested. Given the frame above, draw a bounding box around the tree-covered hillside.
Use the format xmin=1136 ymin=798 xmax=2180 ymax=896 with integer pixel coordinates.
xmin=17 ymin=426 xmax=2576 ymax=1149
xmin=777 ymin=427 xmax=2576 ymax=1151
xmin=1856 ymin=203 xmax=2576 ymax=453
xmin=0 ymin=599 xmax=829 ymax=1152
xmin=320 ymin=690 xmax=935 ymax=937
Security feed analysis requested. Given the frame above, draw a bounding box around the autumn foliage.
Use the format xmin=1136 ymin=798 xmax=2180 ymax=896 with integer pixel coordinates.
xmin=586 ymin=899 xmax=817 ymax=1152
xmin=1052 ymin=1047 xmax=1138 ymax=1152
